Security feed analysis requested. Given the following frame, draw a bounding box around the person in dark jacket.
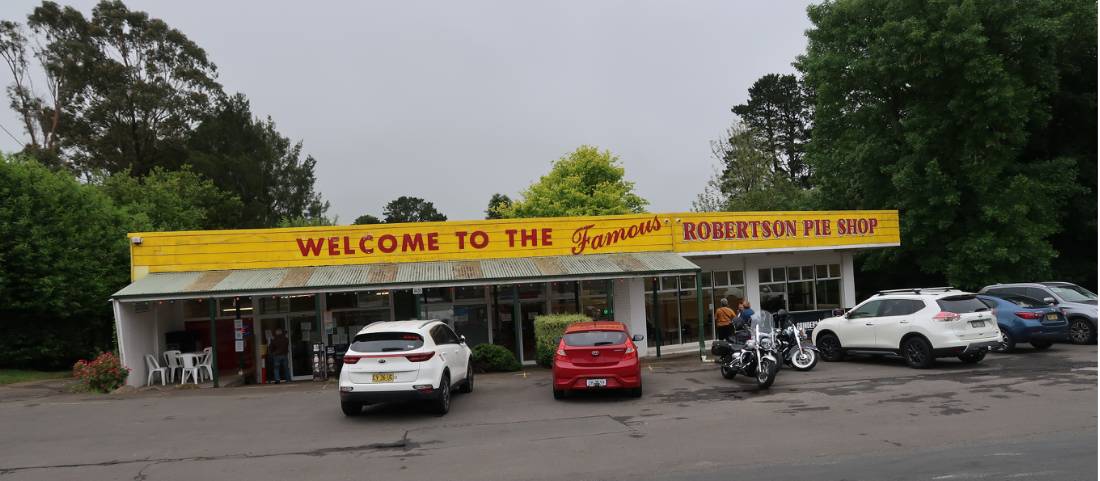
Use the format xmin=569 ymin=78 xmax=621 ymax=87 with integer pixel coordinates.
xmin=269 ymin=328 xmax=290 ymax=383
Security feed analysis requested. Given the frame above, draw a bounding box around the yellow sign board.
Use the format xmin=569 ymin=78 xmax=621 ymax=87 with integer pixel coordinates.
xmin=129 ymin=210 xmax=899 ymax=279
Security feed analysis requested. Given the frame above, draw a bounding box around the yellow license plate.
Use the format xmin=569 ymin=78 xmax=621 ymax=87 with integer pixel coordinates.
xmin=1046 ymin=313 xmax=1058 ymax=320
xmin=372 ymin=373 xmax=394 ymax=383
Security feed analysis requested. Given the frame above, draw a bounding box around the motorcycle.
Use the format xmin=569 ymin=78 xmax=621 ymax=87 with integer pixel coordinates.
xmin=774 ymin=310 xmax=819 ymax=372
xmin=711 ymin=311 xmax=780 ymax=389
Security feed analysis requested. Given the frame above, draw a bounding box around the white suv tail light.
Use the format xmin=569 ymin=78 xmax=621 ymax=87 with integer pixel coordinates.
xmin=933 ymin=311 xmax=961 ymax=322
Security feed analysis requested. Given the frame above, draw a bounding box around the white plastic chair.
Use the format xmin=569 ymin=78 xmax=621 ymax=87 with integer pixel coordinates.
xmin=145 ymin=354 xmax=167 ymax=386
xmin=163 ymin=350 xmax=182 ymax=383
xmin=180 ymin=354 xmax=201 ymax=385
xmin=197 ymin=347 xmax=213 ymax=382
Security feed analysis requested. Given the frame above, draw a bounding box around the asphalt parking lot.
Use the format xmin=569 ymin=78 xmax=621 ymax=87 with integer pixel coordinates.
xmin=0 ymin=344 xmax=1095 ymax=481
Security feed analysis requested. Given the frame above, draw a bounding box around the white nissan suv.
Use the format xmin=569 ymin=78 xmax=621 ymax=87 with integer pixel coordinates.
xmin=812 ymin=288 xmax=1001 ymax=369
xmin=339 ymin=320 xmax=473 ymax=416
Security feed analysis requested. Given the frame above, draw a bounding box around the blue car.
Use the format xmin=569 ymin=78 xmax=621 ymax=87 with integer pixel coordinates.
xmin=977 ymin=294 xmax=1068 ymax=352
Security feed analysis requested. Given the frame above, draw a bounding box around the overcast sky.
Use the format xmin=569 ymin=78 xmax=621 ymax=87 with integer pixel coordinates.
xmin=0 ymin=1 xmax=813 ymax=223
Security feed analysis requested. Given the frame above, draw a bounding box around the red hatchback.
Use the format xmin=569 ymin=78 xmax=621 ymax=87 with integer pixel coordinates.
xmin=552 ymin=321 xmax=644 ymax=399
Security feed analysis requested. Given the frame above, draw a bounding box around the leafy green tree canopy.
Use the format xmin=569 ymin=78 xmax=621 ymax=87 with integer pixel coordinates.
xmin=485 ymin=193 xmax=511 ymax=219
xmin=187 ymin=94 xmax=329 ymax=228
xmin=353 ymin=214 xmax=382 ymax=225
xmin=798 ymin=0 xmax=1095 ymax=288
xmin=694 ymin=122 xmax=809 ymax=212
xmin=732 ymin=73 xmax=813 ymax=186
xmin=5 ymin=0 xmax=222 ymax=175
xmin=383 ymin=196 xmax=447 ymax=223
xmin=503 ymin=146 xmax=648 ymax=218
xmin=96 ymin=166 xmax=242 ymax=232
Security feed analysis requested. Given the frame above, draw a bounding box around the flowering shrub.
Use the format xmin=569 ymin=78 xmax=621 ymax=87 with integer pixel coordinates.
xmin=72 ymin=352 xmax=130 ymax=393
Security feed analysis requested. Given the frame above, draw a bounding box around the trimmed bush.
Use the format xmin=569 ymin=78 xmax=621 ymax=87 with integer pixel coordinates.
xmin=534 ymin=314 xmax=591 ymax=367
xmin=470 ymin=344 xmax=521 ymax=372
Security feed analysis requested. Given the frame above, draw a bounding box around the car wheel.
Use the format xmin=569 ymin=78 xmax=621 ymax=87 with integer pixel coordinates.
xmin=553 ymin=389 xmax=566 ymax=400
xmin=458 ymin=363 xmax=473 ymax=393
xmin=629 ymin=385 xmax=643 ymax=398
xmin=994 ymin=328 xmax=1015 ymax=353
xmin=431 ymin=374 xmax=451 ymax=415
xmin=902 ymin=337 xmax=934 ymax=369
xmin=340 ymin=401 xmax=362 ymax=417
xmin=1030 ymin=341 xmax=1053 ymax=350
xmin=957 ymin=351 xmax=986 ymax=364
xmin=817 ymin=333 xmax=846 ymax=362
xmin=1069 ymin=319 xmax=1095 ymax=345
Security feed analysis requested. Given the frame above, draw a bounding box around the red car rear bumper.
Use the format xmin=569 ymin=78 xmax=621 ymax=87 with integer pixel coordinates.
xmin=552 ymin=360 xmax=642 ymax=390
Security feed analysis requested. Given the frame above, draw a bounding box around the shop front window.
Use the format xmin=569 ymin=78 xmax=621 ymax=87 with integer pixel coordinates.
xmin=581 ymin=280 xmax=611 ymax=320
xmin=679 ymin=278 xmax=700 ymax=344
xmin=644 ymin=276 xmax=680 ymax=346
xmin=549 ymin=281 xmax=579 ymax=314
xmin=452 ymin=286 xmax=490 ymax=347
xmin=757 ymin=263 xmax=843 ymax=312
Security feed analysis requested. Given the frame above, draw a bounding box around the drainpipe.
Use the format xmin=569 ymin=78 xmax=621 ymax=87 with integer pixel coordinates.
xmin=696 ymin=271 xmax=705 ymax=358
xmin=209 ymin=297 xmax=219 ymax=388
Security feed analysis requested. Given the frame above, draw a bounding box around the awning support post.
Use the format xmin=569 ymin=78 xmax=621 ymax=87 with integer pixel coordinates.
xmin=696 ymin=272 xmax=705 ymax=358
xmin=512 ymin=285 xmax=523 ymax=362
xmin=605 ymin=279 xmax=613 ymax=320
xmin=208 ymin=297 xmax=219 ymax=388
xmin=652 ymin=277 xmax=661 ymax=358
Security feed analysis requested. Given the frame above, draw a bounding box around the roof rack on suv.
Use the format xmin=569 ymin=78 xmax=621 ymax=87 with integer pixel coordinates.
xmin=875 ymin=287 xmax=957 ymax=296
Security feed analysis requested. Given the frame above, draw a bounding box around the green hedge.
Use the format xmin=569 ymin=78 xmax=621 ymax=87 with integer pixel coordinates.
xmin=534 ymin=314 xmax=591 ymax=367
xmin=470 ymin=344 xmax=522 ymax=372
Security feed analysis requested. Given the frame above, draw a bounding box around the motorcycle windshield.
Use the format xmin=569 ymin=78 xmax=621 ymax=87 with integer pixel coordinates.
xmin=753 ymin=311 xmax=777 ymax=337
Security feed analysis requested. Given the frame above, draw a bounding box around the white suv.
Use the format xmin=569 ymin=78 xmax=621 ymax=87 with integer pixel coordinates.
xmin=812 ymin=288 xmax=1001 ymax=368
xmin=339 ymin=320 xmax=473 ymax=416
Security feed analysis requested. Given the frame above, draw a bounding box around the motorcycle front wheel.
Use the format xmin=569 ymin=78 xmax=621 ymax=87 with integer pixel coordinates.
xmin=756 ymin=358 xmax=778 ymax=389
xmin=791 ymin=348 xmax=818 ymax=371
xmin=720 ymin=364 xmax=737 ymax=380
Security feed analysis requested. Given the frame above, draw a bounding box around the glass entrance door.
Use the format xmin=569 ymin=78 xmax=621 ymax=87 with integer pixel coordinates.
xmin=519 ymin=301 xmax=545 ymax=362
xmin=260 ymin=315 xmax=320 ymax=380
xmin=288 ymin=314 xmax=318 ymax=379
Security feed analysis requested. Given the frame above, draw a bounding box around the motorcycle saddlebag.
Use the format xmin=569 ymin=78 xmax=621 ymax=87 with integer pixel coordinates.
xmin=711 ymin=340 xmax=734 ymax=357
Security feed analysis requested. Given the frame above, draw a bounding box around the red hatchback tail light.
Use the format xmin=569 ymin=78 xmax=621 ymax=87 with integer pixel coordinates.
xmin=404 ymin=352 xmax=435 ymax=362
xmin=1015 ymin=311 xmax=1043 ymax=320
xmin=343 ymin=355 xmax=362 ymax=364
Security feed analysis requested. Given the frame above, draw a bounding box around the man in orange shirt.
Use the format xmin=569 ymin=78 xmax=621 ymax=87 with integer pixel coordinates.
xmin=715 ymin=297 xmax=737 ymax=341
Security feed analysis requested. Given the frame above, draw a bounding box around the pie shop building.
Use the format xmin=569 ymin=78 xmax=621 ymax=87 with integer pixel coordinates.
xmin=111 ymin=210 xmax=900 ymax=387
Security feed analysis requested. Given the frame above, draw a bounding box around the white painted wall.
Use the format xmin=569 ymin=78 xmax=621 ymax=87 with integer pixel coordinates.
xmin=613 ymin=277 xmax=649 ymax=354
xmin=116 ymin=301 xmax=157 ymax=387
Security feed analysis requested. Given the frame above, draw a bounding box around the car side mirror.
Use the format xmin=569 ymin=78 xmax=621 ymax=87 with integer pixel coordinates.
xmin=459 ymin=335 xmax=467 ymax=344
xmin=1043 ymin=297 xmax=1057 ymax=305
xmin=632 ymin=334 xmax=644 ymax=342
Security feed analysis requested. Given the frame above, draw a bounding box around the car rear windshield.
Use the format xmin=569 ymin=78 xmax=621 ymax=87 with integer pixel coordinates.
xmin=563 ymin=330 xmax=628 ymax=347
xmin=349 ymin=332 xmax=424 ymax=353
xmin=937 ymin=296 xmax=990 ymax=313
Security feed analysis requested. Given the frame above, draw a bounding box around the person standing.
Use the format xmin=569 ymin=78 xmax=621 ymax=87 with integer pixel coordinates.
xmin=715 ymin=298 xmax=737 ymax=341
xmin=269 ymin=328 xmax=290 ymax=384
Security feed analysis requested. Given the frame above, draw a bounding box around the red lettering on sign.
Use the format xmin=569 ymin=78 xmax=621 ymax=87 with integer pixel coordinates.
xmin=454 ymin=231 xmax=468 ymax=249
xmin=541 ymin=228 xmax=553 ymax=246
xmin=358 ymin=235 xmax=374 ymax=254
xmin=402 ymin=233 xmax=425 ymax=252
xmin=572 ymin=215 xmax=661 ymax=254
xmin=378 ymin=234 xmax=397 ymax=253
xmin=296 ymin=238 xmax=324 ymax=256
xmin=470 ymin=231 xmax=489 ymax=249
xmin=342 ymin=236 xmax=356 ymax=255
xmin=683 ymin=222 xmax=698 ymax=241
xmin=327 ymin=237 xmax=340 ymax=256
xmin=427 ymin=232 xmax=440 ymax=251
xmin=505 ymin=229 xmax=518 ymax=247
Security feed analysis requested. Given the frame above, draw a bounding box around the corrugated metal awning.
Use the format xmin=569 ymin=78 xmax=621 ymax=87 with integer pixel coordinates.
xmin=112 ymin=252 xmax=700 ymax=301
